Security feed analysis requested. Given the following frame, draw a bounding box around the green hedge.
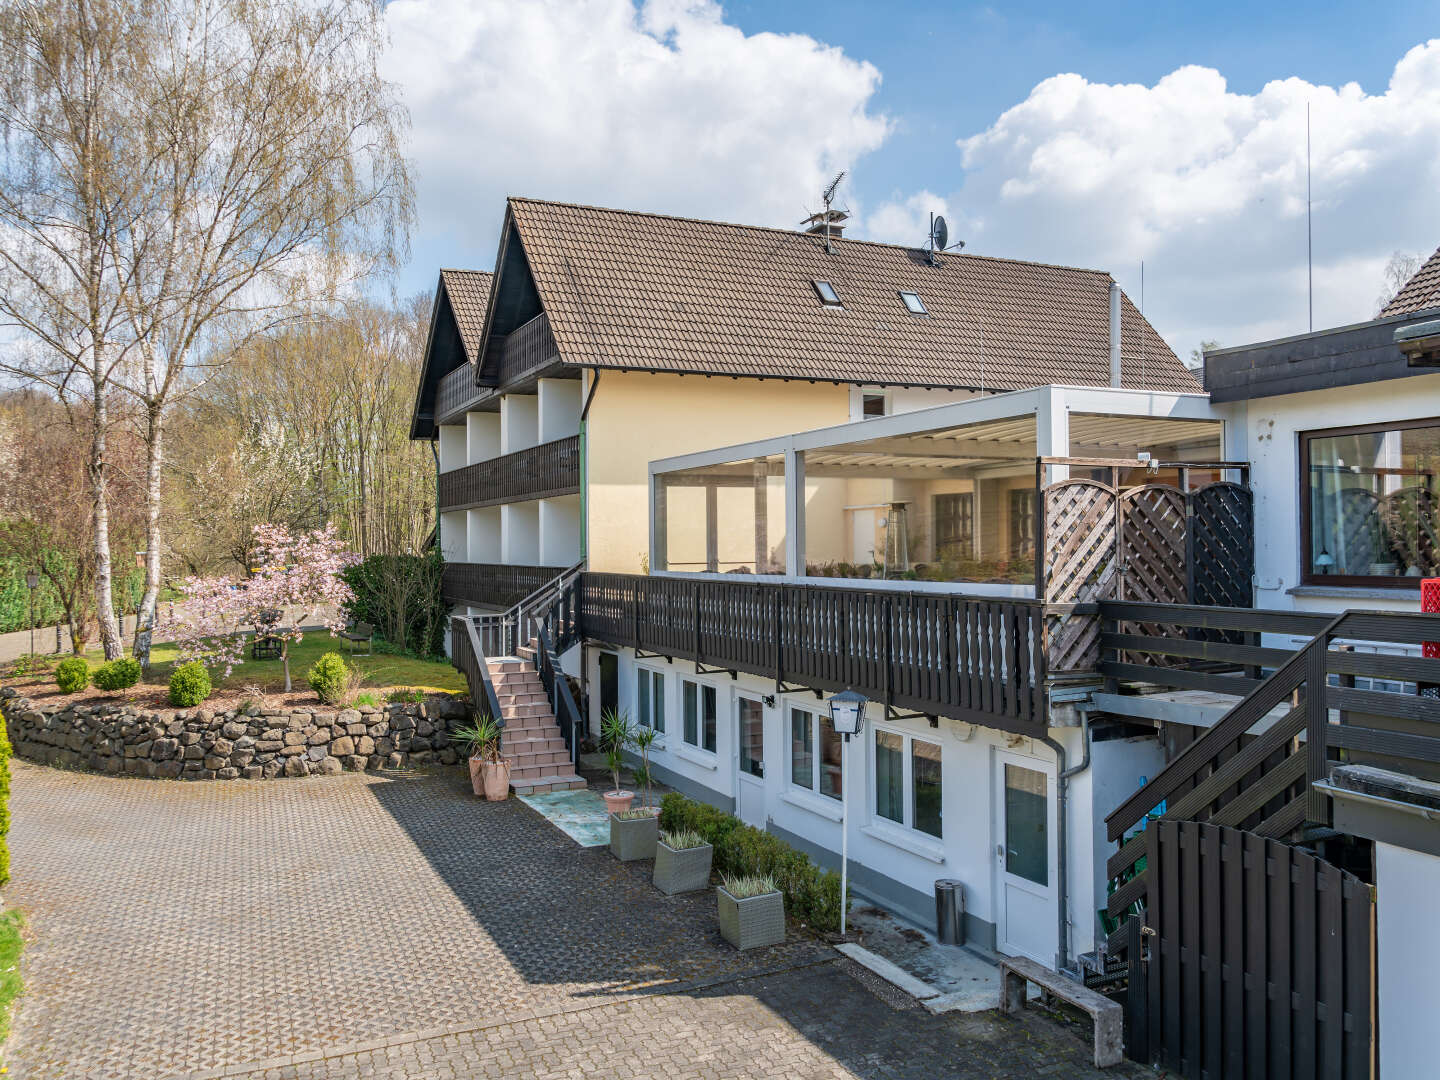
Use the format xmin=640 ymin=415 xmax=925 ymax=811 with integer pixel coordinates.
xmin=659 ymin=792 xmax=847 ymax=932
xmin=341 ymin=552 xmax=447 ymax=659
xmin=0 ymin=711 xmax=11 ymax=887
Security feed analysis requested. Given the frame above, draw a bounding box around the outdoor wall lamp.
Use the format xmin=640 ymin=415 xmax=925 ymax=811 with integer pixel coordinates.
xmin=827 ymin=688 xmax=868 ymax=737
xmin=825 ymin=688 xmax=869 ymax=936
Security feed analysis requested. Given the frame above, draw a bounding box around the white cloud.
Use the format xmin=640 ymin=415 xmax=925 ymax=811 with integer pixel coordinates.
xmin=950 ymin=41 xmax=1440 ymax=360
xmin=383 ymin=0 xmax=890 ymax=277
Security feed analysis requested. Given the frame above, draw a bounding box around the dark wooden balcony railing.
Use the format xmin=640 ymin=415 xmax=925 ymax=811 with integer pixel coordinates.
xmin=442 ymin=562 xmax=569 ymax=609
xmin=438 ymin=435 xmax=580 ymax=511
xmin=578 ymin=572 xmax=1047 ymax=734
xmin=436 ymin=363 xmax=487 ymax=423
xmin=494 ymin=311 xmax=558 ymax=385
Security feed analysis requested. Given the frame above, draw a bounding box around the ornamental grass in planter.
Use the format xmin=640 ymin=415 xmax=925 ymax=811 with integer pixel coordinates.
xmin=610 ymin=806 xmax=660 ymax=861
xmin=716 ymin=873 xmax=785 ymax=951
xmin=652 ymin=829 xmax=713 ymax=895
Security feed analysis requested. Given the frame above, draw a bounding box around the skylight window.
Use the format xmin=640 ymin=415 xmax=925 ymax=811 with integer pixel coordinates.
xmin=899 ymin=291 xmax=927 ymax=315
xmin=812 ymin=279 xmax=842 ymax=307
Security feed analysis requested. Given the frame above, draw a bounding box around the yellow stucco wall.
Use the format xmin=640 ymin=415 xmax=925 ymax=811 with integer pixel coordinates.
xmin=584 ymin=371 xmax=851 ymax=574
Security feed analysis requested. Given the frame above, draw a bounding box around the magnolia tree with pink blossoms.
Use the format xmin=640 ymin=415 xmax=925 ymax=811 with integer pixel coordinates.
xmin=168 ymin=524 xmax=358 ymax=692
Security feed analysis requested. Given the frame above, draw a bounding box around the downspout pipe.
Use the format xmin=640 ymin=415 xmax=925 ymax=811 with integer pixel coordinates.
xmin=1109 ymin=281 xmax=1122 ymax=388
xmin=1039 ymin=711 xmax=1092 ymax=976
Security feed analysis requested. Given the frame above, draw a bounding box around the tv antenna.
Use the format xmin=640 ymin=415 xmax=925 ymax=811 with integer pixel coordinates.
xmin=800 ymin=171 xmax=849 ymax=254
xmin=925 ymin=212 xmax=964 ymax=266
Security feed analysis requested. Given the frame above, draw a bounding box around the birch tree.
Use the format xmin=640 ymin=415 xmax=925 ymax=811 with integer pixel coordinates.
xmin=112 ymin=0 xmax=413 ymax=666
xmin=0 ymin=1 xmax=150 ymax=657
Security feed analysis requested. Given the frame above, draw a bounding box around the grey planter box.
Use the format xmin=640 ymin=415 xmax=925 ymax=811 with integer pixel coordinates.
xmin=716 ymin=886 xmax=785 ymax=951
xmin=652 ymin=840 xmax=713 ymax=895
xmin=609 ymin=810 xmax=660 ymax=861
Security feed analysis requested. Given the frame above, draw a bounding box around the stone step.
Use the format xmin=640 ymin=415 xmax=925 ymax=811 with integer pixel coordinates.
xmin=510 ymin=774 xmax=587 ymax=795
xmin=502 ymin=734 xmax=568 ymax=754
xmin=497 ymin=691 xmax=546 ymax=706
xmin=511 ymin=760 xmax=580 ymax=780
xmin=504 ymin=749 xmax=572 ymax=768
xmin=502 ymin=702 xmax=553 ymax=720
xmin=502 ymin=717 xmax=560 ymax=737
xmin=486 ymin=658 xmax=527 ymax=673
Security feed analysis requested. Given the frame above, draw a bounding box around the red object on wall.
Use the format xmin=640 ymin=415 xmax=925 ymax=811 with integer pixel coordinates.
xmin=1423 ymin=578 xmax=1440 ymax=657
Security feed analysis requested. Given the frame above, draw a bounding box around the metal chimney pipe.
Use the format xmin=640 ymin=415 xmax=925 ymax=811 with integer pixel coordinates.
xmin=1109 ymin=281 xmax=1122 ymax=388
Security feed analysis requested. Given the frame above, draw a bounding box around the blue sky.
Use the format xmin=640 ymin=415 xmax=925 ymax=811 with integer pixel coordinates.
xmin=382 ymin=1 xmax=1440 ymax=359
xmin=724 ymin=0 xmax=1435 ymax=229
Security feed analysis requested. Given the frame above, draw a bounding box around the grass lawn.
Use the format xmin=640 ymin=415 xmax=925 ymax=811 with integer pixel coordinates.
xmin=79 ymin=634 xmax=465 ymax=695
xmin=0 ymin=909 xmax=23 ymax=1051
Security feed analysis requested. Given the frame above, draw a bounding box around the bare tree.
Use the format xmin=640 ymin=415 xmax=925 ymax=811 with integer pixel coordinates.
xmin=1375 ymin=251 xmax=1424 ymax=315
xmin=0 ymin=1 xmax=152 ymax=657
xmin=106 ymin=0 xmax=413 ymax=666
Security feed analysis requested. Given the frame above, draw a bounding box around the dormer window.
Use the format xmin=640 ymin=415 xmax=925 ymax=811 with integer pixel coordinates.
xmin=812 ymin=280 xmax=842 ymax=307
xmin=899 ymin=291 xmax=927 ymax=315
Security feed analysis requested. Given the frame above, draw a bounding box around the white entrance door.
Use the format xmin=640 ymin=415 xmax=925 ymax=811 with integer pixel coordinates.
xmin=992 ymin=750 xmax=1058 ymax=966
xmin=735 ymin=694 xmax=767 ymax=828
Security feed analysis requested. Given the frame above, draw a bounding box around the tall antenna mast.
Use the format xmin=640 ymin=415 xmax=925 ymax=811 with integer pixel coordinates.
xmin=1307 ymin=102 xmax=1313 ymax=332
xmin=821 ymin=171 xmax=845 ymax=255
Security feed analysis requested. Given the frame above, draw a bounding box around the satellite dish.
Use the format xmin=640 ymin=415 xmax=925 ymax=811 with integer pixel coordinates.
xmin=932 ymin=215 xmax=949 ymax=252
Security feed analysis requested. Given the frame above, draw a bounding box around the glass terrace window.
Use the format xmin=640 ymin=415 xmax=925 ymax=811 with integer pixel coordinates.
xmin=681 ymin=679 xmax=717 ymax=753
xmin=1303 ymin=420 xmax=1440 ymax=585
xmin=789 ymin=707 xmax=842 ymax=801
xmin=873 ymin=728 xmax=941 ymax=838
xmin=899 ymin=291 xmax=927 ymax=315
xmin=812 ymin=279 xmax=842 ymax=307
xmin=636 ymin=668 xmax=665 ymax=732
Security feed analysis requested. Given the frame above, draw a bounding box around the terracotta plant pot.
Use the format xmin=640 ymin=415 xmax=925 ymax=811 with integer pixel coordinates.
xmin=603 ymin=789 xmax=636 ymax=814
xmin=482 ymin=760 xmax=511 ymax=801
xmin=468 ymin=756 xmax=485 ymax=797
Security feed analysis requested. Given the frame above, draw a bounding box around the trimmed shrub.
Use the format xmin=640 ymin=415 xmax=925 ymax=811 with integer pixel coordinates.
xmin=54 ymin=657 xmax=90 ymax=694
xmin=168 ymin=661 xmax=212 ymax=707
xmin=93 ymin=657 xmax=142 ymax=692
xmin=659 ymin=792 xmax=847 ymax=932
xmin=307 ymin=651 xmax=349 ymax=704
xmin=341 ymin=552 xmax=447 ymax=658
xmin=0 ymin=708 xmax=10 ymax=887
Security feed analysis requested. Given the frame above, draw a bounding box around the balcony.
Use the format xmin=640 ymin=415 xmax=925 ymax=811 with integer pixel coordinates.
xmin=435 ymin=312 xmax=561 ymax=425
xmin=438 ymin=435 xmax=580 ymax=511
xmin=443 ymin=562 xmax=570 ymax=609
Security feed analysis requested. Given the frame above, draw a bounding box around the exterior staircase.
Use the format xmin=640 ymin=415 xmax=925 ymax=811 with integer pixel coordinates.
xmin=487 ymin=653 xmax=586 ymax=795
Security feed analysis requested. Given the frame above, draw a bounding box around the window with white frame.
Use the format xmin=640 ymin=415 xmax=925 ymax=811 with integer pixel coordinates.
xmin=873 ymin=728 xmax=942 ymax=838
xmin=636 ymin=668 xmax=665 ymax=732
xmin=789 ymin=706 xmax=842 ymax=800
xmin=681 ymin=679 xmax=717 ymax=752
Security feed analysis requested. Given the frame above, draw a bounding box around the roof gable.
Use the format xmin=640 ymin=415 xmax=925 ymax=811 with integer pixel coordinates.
xmin=1381 ymin=246 xmax=1440 ymax=317
xmin=506 ymin=197 xmax=1198 ymax=394
xmin=408 ymin=269 xmax=494 ymax=440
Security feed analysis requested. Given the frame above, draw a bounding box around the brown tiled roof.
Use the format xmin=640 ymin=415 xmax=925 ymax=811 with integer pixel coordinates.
xmin=439 ymin=269 xmax=493 ymax=363
xmin=506 ymin=198 xmax=1198 ymax=393
xmin=1380 ymin=246 xmax=1440 ymax=317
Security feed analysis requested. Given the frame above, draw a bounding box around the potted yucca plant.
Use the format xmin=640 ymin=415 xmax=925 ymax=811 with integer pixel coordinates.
xmin=652 ymin=829 xmax=713 ymax=895
xmin=610 ymin=721 xmax=661 ymax=860
xmin=601 ymin=708 xmax=636 ymax=814
xmin=451 ymin=715 xmax=509 ymax=800
xmin=716 ymin=873 xmax=785 ymax=951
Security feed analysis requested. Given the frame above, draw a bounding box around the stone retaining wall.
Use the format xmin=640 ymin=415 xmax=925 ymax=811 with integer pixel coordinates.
xmin=0 ymin=687 xmax=471 ymax=780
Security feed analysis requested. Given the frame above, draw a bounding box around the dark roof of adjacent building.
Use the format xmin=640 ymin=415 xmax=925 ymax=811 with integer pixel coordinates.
xmin=504 ymin=198 xmax=1198 ymax=393
xmin=438 ymin=269 xmax=493 ymax=363
xmin=1381 ymin=245 xmax=1440 ymax=317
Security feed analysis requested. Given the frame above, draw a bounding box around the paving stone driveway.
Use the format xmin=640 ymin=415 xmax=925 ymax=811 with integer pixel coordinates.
xmin=7 ymin=760 xmax=1140 ymax=1079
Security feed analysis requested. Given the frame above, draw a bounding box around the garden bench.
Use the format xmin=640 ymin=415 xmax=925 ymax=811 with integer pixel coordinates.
xmin=340 ymin=621 xmax=373 ymax=657
xmin=997 ymin=955 xmax=1122 ymax=1068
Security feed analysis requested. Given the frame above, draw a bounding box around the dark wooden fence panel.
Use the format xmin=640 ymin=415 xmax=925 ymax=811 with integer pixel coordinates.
xmin=577 ymin=573 xmax=1047 ymax=733
xmin=1125 ymin=821 xmax=1373 ymax=1080
xmin=438 ymin=435 xmax=580 ymax=511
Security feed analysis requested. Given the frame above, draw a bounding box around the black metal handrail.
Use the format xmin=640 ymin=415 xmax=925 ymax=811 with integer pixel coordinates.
xmin=537 ymin=624 xmax=583 ymax=769
xmin=579 ymin=572 xmax=1048 ymax=733
xmin=438 ymin=435 xmax=580 ymax=511
xmin=449 ymin=614 xmax=505 ymax=739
